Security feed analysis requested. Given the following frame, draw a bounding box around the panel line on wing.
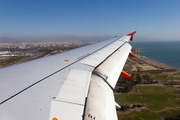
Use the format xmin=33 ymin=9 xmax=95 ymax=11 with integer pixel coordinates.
xmin=53 ymin=100 xmax=84 ymax=106
xmin=80 ymin=42 xmax=126 ymax=67
xmin=77 ymin=53 xmax=90 ymax=59
xmin=55 ymin=69 xmax=91 ymax=105
xmin=0 ymin=36 xmax=120 ymax=105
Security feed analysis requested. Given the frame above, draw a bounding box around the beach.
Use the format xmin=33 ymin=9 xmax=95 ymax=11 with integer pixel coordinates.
xmin=124 ymin=54 xmax=179 ymax=73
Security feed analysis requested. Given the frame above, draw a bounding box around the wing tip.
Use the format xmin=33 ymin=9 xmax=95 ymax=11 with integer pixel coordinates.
xmin=127 ymin=31 xmax=136 ymax=36
xmin=127 ymin=31 xmax=136 ymax=41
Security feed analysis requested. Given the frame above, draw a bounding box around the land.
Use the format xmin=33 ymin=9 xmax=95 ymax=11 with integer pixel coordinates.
xmin=124 ymin=54 xmax=176 ymax=72
xmin=1 ymin=44 xmax=180 ymax=119
xmin=115 ymin=53 xmax=180 ymax=120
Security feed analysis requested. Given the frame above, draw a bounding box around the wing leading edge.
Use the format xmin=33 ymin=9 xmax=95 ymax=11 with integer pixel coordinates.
xmin=0 ymin=31 xmax=136 ymax=120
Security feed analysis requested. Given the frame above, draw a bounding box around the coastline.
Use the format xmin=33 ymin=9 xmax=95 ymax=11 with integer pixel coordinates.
xmin=135 ymin=54 xmax=178 ymax=70
xmin=124 ymin=54 xmax=179 ymax=73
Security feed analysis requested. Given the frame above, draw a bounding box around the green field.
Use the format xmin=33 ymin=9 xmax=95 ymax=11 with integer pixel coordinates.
xmin=174 ymin=72 xmax=180 ymax=75
xmin=0 ymin=56 xmax=27 ymax=66
xmin=151 ymin=73 xmax=180 ymax=80
xmin=117 ymin=109 xmax=162 ymax=120
xmin=115 ymin=86 xmax=180 ymax=119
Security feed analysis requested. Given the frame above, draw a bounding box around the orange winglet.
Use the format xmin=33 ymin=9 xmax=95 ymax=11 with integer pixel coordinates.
xmin=120 ymin=70 xmax=131 ymax=78
xmin=127 ymin=31 xmax=136 ymax=41
xmin=129 ymin=53 xmax=135 ymax=57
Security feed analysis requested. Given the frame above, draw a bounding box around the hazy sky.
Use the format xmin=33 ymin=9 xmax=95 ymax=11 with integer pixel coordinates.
xmin=1 ymin=0 xmax=180 ymax=41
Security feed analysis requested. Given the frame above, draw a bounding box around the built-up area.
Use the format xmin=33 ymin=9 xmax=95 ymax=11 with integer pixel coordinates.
xmin=0 ymin=41 xmax=86 ymax=67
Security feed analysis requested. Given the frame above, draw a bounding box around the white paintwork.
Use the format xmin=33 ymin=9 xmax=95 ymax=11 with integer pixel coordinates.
xmin=80 ymin=52 xmax=107 ymax=67
xmin=55 ymin=69 xmax=91 ymax=105
xmin=0 ymin=32 xmax=134 ymax=120
xmin=48 ymin=100 xmax=84 ymax=120
xmin=84 ymin=75 xmax=117 ymax=120
xmin=48 ymin=69 xmax=91 ymax=120
xmin=0 ymin=37 xmax=116 ymax=103
xmin=84 ymin=43 xmax=131 ymax=120
xmin=95 ymin=43 xmax=132 ymax=88
xmin=119 ymin=35 xmax=131 ymax=42
xmin=80 ymin=39 xmax=124 ymax=67
xmin=96 ymin=47 xmax=115 ymax=56
xmin=0 ymin=69 xmax=66 ymax=120
xmin=106 ymin=43 xmax=120 ymax=50
xmin=0 ymin=37 xmax=117 ymax=120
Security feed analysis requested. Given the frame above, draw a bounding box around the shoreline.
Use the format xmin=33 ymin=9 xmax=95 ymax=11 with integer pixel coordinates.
xmin=135 ymin=54 xmax=178 ymax=70
xmin=124 ymin=54 xmax=179 ymax=73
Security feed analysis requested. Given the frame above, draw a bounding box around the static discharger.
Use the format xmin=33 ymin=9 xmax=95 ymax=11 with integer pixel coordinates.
xmin=120 ymin=70 xmax=131 ymax=78
xmin=64 ymin=60 xmax=70 ymax=62
xmin=129 ymin=53 xmax=135 ymax=57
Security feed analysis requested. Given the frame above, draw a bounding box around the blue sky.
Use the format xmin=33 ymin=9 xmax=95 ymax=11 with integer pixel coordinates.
xmin=1 ymin=0 xmax=180 ymax=41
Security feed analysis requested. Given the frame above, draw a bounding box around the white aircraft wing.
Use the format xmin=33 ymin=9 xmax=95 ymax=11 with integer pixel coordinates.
xmin=0 ymin=31 xmax=136 ymax=120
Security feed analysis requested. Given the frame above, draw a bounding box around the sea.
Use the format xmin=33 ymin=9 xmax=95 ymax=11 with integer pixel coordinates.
xmin=130 ymin=41 xmax=180 ymax=69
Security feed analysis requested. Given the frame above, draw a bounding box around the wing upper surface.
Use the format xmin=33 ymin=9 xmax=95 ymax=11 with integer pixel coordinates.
xmin=0 ymin=32 xmax=136 ymax=120
xmin=0 ymin=37 xmax=115 ymax=104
